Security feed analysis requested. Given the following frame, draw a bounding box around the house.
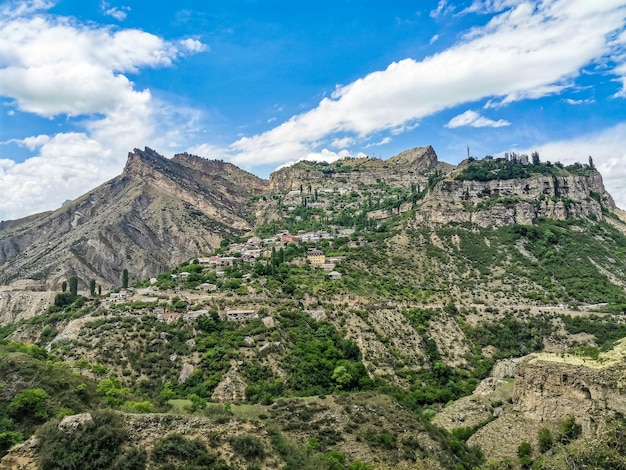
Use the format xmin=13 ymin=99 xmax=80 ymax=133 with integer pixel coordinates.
xmin=105 ymin=291 xmax=130 ymax=302
xmin=217 ymin=256 xmax=242 ymax=267
xmin=301 ymin=232 xmax=321 ymax=243
xmin=317 ymin=263 xmax=336 ymax=271
xmin=281 ymin=234 xmax=301 ymax=244
xmin=158 ymin=312 xmax=183 ymax=322
xmin=307 ymin=249 xmax=326 ymax=265
xmin=328 ymin=271 xmax=343 ymax=280
xmin=223 ymin=310 xmax=259 ymax=321
xmin=178 ymin=272 xmax=190 ymax=280
xmin=247 ymin=236 xmax=262 ymax=246
xmin=184 ymin=310 xmax=208 ymax=321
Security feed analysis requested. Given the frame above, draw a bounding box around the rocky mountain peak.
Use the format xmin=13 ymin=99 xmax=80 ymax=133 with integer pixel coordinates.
xmin=387 ymin=145 xmax=438 ymax=171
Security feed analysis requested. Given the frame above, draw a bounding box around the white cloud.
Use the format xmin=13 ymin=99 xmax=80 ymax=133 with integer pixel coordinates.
xmin=331 ymin=137 xmax=354 ymax=149
xmin=430 ymin=1 xmax=453 ymax=18
xmin=515 ymin=122 xmax=626 ymax=210
xmin=0 ymin=3 xmax=206 ymax=220
xmin=365 ymin=137 xmax=392 ymax=148
xmin=429 ymin=34 xmax=439 ymax=45
xmin=220 ymin=0 xmax=626 ymax=168
xmin=179 ymin=38 xmax=207 ymax=53
xmin=0 ymin=0 xmax=54 ymax=19
xmin=462 ymin=0 xmax=522 ymax=15
xmin=446 ymin=110 xmax=510 ymax=128
xmin=563 ymin=97 xmax=595 ymax=105
xmin=100 ymin=1 xmax=130 ymax=21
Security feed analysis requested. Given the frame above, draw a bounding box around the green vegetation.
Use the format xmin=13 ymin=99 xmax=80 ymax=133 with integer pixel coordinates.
xmin=455 ymin=157 xmax=570 ymax=182
xmin=36 ymin=409 xmax=144 ymax=470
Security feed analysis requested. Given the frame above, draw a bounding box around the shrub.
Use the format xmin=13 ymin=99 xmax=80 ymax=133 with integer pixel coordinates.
xmin=559 ymin=415 xmax=582 ymax=444
xmin=229 ymin=435 xmax=265 ymax=460
xmin=150 ymin=433 xmax=228 ymax=469
xmin=537 ymin=428 xmax=553 ymax=452
xmin=37 ymin=410 xmax=128 ymax=470
xmin=8 ymin=388 xmax=49 ymax=421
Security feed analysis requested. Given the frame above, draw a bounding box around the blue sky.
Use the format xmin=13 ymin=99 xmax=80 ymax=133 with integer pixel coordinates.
xmin=1 ymin=0 xmax=626 ymax=220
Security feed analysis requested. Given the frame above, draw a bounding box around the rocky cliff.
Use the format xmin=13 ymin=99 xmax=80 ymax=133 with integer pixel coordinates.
xmin=0 ymin=148 xmax=264 ymax=290
xmin=457 ymin=342 xmax=626 ymax=461
xmin=514 ymin=347 xmax=626 ymax=432
xmin=415 ymin=162 xmax=615 ymax=227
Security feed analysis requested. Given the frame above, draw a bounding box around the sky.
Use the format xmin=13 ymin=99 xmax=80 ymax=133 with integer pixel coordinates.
xmin=1 ymin=0 xmax=626 ymax=221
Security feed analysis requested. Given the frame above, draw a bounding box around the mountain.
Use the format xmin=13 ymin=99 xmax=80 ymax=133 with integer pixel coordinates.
xmin=0 ymin=147 xmax=267 ymax=290
xmin=3 ymin=145 xmax=626 ymax=468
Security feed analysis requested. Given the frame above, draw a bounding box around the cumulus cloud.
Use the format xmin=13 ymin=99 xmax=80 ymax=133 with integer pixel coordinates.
xmin=515 ymin=123 xmax=626 ymax=209
xmin=0 ymin=2 xmax=206 ymax=220
xmin=446 ymin=110 xmax=510 ymax=128
xmin=221 ymin=0 xmax=626 ymax=168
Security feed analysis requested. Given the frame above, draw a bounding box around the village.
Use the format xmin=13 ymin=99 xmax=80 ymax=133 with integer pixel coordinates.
xmin=102 ymin=227 xmax=354 ymax=324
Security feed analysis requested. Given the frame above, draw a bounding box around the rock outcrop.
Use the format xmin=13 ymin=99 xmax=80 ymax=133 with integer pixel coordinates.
xmin=415 ymin=169 xmax=615 ymax=227
xmin=514 ymin=350 xmax=626 ymax=433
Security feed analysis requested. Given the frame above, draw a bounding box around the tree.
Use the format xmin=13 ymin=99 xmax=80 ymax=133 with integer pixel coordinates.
xmin=61 ymin=281 xmax=67 ymax=293
xmin=69 ymin=276 xmax=78 ymax=296
xmin=89 ymin=279 xmax=96 ymax=297
xmin=588 ymin=155 xmax=595 ymax=169
xmin=531 ymin=151 xmax=540 ymax=165
xmin=8 ymin=388 xmax=48 ymax=421
xmin=98 ymin=284 xmax=102 ymax=296
xmin=122 ymin=269 xmax=129 ymax=289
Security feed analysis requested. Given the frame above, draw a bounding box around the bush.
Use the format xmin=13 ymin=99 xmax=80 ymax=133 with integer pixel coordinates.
xmin=37 ymin=410 xmax=128 ymax=470
xmin=150 ymin=433 xmax=228 ymax=469
xmin=559 ymin=415 xmax=582 ymax=444
xmin=229 ymin=434 xmax=265 ymax=460
xmin=8 ymin=388 xmax=48 ymax=421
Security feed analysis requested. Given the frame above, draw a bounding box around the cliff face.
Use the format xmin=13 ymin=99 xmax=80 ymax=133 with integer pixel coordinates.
xmin=514 ymin=352 xmax=626 ymax=432
xmin=415 ymin=172 xmax=615 ymax=227
xmin=269 ymin=145 xmax=442 ymax=191
xmin=0 ymin=148 xmax=262 ymax=290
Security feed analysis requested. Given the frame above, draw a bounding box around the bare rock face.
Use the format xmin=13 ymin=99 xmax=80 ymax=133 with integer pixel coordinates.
xmin=178 ymin=363 xmax=195 ymax=384
xmin=513 ymin=355 xmax=626 ymax=432
xmin=211 ymin=366 xmax=247 ymax=402
xmin=0 ymin=286 xmax=56 ymax=325
xmin=491 ymin=358 xmax=521 ymax=379
xmin=415 ymin=171 xmax=615 ymax=227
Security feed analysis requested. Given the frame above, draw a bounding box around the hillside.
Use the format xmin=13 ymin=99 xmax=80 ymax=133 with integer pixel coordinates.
xmin=2 ymin=146 xmax=626 ymax=468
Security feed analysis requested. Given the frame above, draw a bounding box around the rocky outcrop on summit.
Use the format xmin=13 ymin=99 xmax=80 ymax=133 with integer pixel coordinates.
xmin=415 ymin=164 xmax=615 ymax=227
xmin=0 ymin=148 xmax=264 ymax=290
xmin=269 ymin=145 xmax=445 ymax=192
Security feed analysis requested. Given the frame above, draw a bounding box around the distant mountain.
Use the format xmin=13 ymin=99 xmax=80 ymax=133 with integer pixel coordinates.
xmin=0 ymin=147 xmax=267 ymax=289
